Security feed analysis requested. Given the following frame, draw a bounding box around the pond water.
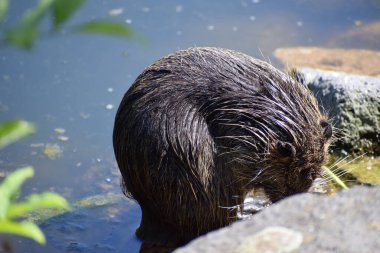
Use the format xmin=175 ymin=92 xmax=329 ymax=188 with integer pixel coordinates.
xmin=0 ymin=0 xmax=379 ymax=252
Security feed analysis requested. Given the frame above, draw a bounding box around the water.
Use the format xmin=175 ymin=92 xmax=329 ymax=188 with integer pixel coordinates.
xmin=0 ymin=0 xmax=379 ymax=252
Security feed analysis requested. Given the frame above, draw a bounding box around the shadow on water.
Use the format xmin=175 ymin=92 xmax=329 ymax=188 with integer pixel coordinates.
xmin=1 ymin=0 xmax=379 ymax=252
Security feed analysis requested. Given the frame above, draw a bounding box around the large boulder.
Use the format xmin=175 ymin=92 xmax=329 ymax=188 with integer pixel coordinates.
xmin=175 ymin=187 xmax=380 ymax=253
xmin=297 ymin=68 xmax=380 ymax=155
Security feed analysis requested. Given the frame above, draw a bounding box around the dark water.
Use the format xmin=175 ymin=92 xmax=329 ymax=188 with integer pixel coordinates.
xmin=0 ymin=0 xmax=379 ymax=252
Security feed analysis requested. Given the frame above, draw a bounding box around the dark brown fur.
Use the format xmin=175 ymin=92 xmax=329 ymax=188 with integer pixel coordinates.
xmin=113 ymin=47 xmax=333 ymax=250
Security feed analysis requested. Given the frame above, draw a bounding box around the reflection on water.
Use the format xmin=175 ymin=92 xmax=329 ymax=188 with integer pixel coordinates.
xmin=0 ymin=0 xmax=379 ymax=252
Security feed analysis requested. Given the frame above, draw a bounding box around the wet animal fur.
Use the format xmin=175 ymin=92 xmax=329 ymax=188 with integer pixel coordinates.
xmin=113 ymin=47 xmax=333 ymax=249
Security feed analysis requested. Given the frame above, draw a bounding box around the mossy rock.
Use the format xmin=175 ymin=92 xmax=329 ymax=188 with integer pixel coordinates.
xmin=297 ymin=68 xmax=380 ymax=155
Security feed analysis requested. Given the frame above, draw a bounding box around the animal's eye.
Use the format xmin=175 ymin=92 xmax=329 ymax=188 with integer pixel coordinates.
xmin=320 ymin=120 xmax=332 ymax=139
xmin=277 ymin=141 xmax=296 ymax=158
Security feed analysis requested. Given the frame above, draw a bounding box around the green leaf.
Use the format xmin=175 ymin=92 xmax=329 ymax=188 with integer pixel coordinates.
xmin=0 ymin=167 xmax=34 ymax=219
xmin=0 ymin=119 xmax=35 ymax=149
xmin=75 ymin=21 xmax=134 ymax=38
xmin=5 ymin=25 xmax=38 ymax=49
xmin=0 ymin=0 xmax=8 ymax=22
xmin=7 ymin=192 xmax=71 ymax=219
xmin=20 ymin=0 xmax=55 ymax=26
xmin=323 ymin=166 xmax=349 ymax=190
xmin=5 ymin=0 xmax=54 ymax=49
xmin=0 ymin=220 xmax=46 ymax=244
xmin=53 ymin=0 xmax=85 ymax=28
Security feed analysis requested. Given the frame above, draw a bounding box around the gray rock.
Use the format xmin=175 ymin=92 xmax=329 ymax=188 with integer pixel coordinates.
xmin=175 ymin=187 xmax=380 ymax=253
xmin=297 ymin=68 xmax=380 ymax=155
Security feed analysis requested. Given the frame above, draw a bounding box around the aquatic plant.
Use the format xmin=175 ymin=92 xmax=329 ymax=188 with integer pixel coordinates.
xmin=0 ymin=119 xmax=68 ymax=245
xmin=0 ymin=120 xmax=35 ymax=149
xmin=0 ymin=167 xmax=70 ymax=244
xmin=0 ymin=0 xmax=134 ymax=50
xmin=0 ymin=119 xmax=70 ymax=244
xmin=323 ymin=166 xmax=349 ymax=190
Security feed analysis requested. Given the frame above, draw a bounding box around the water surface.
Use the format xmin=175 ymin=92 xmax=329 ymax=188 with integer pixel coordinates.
xmin=0 ymin=0 xmax=379 ymax=252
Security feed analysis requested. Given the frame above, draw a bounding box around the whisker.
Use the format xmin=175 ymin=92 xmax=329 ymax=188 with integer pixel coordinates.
xmin=326 ymin=155 xmax=350 ymax=172
xmin=331 ymin=153 xmax=366 ymax=172
xmin=219 ymin=204 xmax=240 ymax=210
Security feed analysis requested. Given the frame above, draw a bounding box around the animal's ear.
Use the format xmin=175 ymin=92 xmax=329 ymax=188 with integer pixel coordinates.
xmin=320 ymin=120 xmax=333 ymax=140
xmin=276 ymin=141 xmax=296 ymax=158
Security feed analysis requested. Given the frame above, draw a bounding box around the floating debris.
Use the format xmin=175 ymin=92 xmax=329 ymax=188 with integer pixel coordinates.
xmin=98 ymin=182 xmax=114 ymax=191
xmin=43 ymin=144 xmax=63 ymax=159
xmin=106 ymin=207 xmax=120 ymax=218
xmin=249 ymin=16 xmax=256 ymax=21
xmin=207 ymin=25 xmax=215 ymax=31
xmin=297 ymin=21 xmax=303 ymax=27
xmin=74 ymin=192 xmax=124 ymax=208
xmin=107 ymin=87 xmax=114 ymax=93
xmin=54 ymin=128 xmax=66 ymax=134
xmin=30 ymin=143 xmax=44 ymax=148
xmin=108 ymin=8 xmax=123 ymax=16
xmin=142 ymin=7 xmax=150 ymax=12
xmin=96 ymin=158 xmax=102 ymax=163
xmin=57 ymin=135 xmax=69 ymax=142
xmin=80 ymin=112 xmax=90 ymax=119
xmin=76 ymin=162 xmax=82 ymax=167
xmin=125 ymin=19 xmax=132 ymax=24
xmin=105 ymin=178 xmax=111 ymax=183
xmin=105 ymin=104 xmax=114 ymax=110
xmin=252 ymin=0 xmax=260 ymax=3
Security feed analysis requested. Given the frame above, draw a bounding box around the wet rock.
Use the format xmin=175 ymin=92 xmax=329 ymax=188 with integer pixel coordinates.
xmin=274 ymin=47 xmax=380 ymax=77
xmin=175 ymin=187 xmax=380 ymax=253
xmin=297 ymin=68 xmax=380 ymax=155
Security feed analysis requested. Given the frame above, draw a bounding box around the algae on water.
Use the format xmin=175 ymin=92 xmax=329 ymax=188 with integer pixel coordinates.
xmin=43 ymin=143 xmax=63 ymax=159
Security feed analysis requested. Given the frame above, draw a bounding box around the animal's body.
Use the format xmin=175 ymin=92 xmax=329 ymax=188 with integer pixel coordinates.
xmin=113 ymin=47 xmax=333 ymax=250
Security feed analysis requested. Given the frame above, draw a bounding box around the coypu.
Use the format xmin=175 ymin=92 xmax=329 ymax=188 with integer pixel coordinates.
xmin=113 ymin=47 xmax=333 ymax=250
